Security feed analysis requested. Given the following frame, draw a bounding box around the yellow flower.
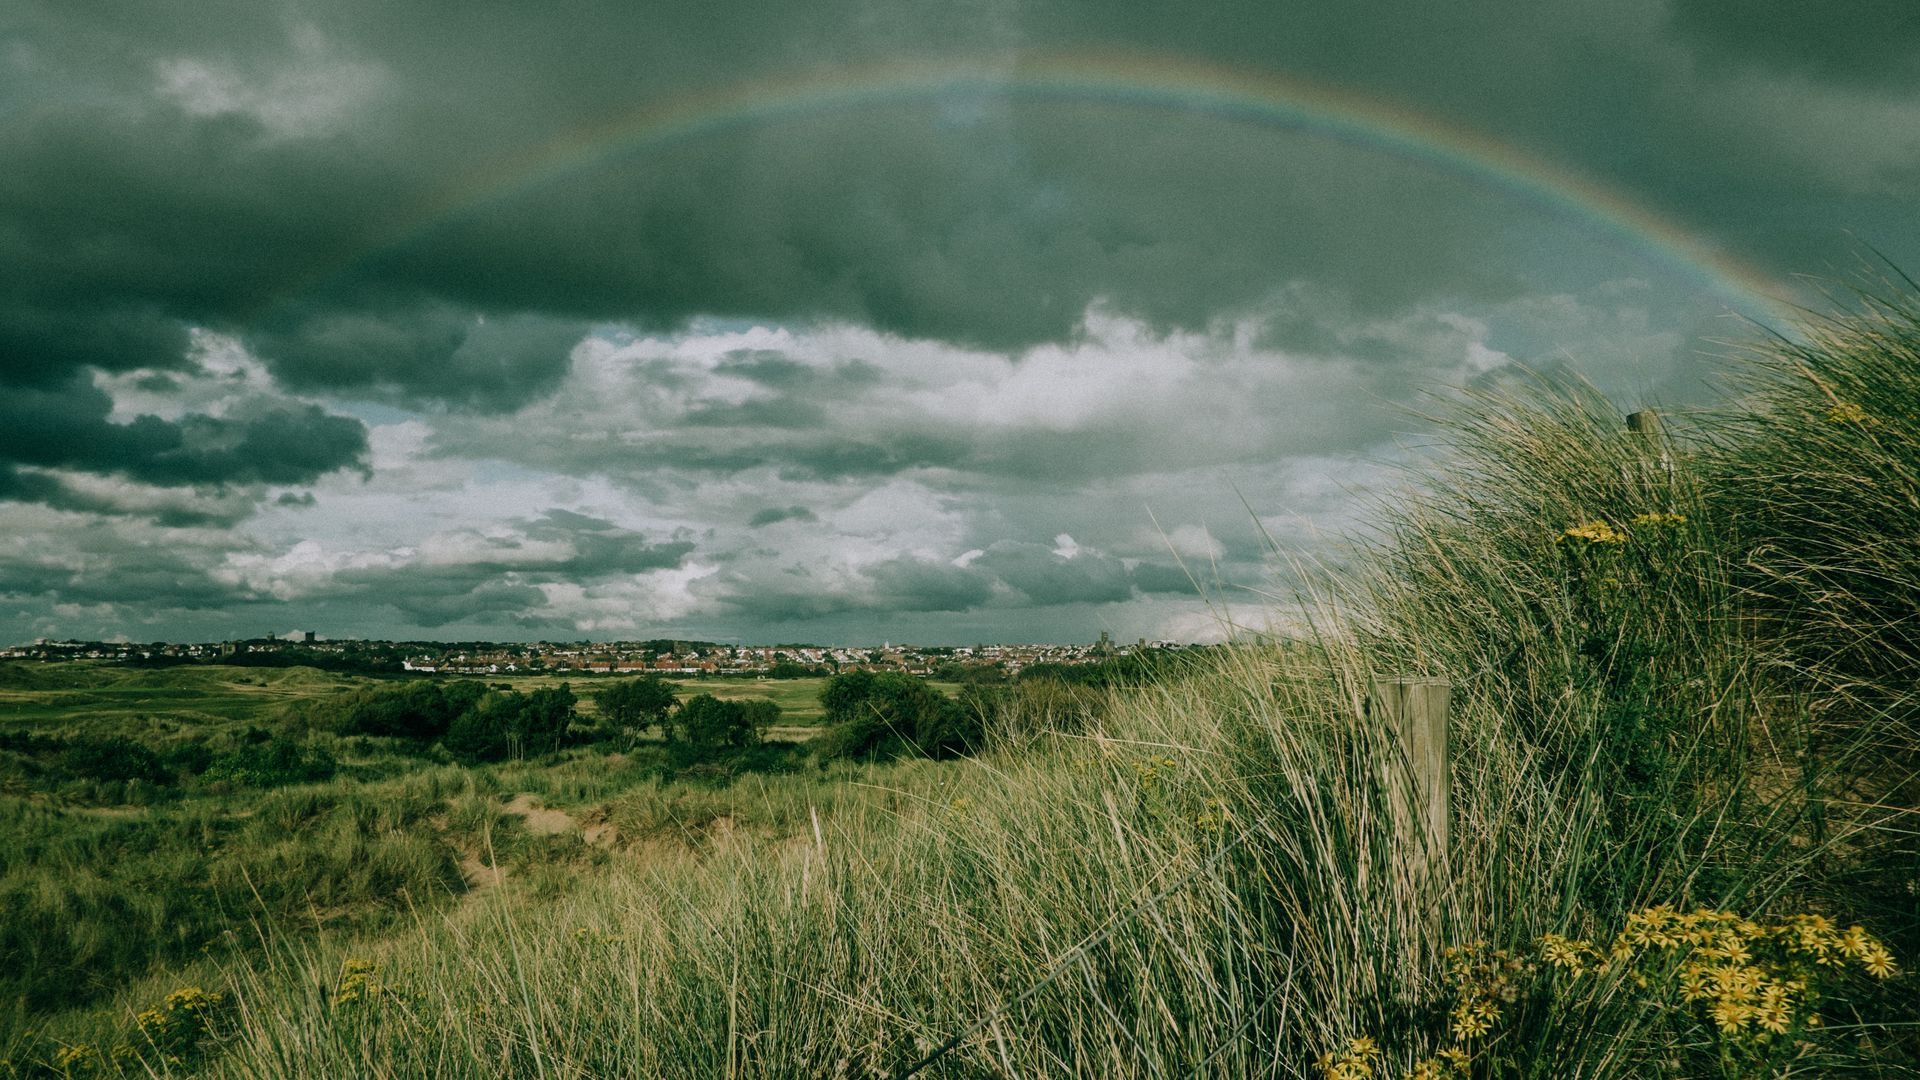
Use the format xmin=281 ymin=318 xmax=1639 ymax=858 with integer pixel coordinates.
xmin=1861 ymin=945 xmax=1899 ymax=979
xmin=1558 ymin=520 xmax=1627 ymax=546
xmin=1538 ymin=934 xmax=1589 ymax=974
xmin=1709 ymin=998 xmax=1750 ymax=1034
xmin=1629 ymin=511 xmax=1687 ymax=529
xmin=1449 ymin=1002 xmax=1495 ymax=1041
xmin=1825 ymin=402 xmax=1875 ymax=425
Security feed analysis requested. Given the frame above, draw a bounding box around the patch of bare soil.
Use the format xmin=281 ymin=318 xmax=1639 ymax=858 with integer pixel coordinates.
xmin=459 ymin=852 xmax=507 ymax=890
xmin=502 ymin=792 xmax=577 ymax=836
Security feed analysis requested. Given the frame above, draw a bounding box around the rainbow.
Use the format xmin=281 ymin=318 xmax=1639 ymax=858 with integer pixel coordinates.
xmin=345 ymin=50 xmax=1788 ymax=317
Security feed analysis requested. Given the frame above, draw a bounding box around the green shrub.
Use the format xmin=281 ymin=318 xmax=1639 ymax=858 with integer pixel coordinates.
xmin=328 ymin=680 xmax=488 ymax=740
xmin=817 ymin=671 xmax=981 ymax=760
xmin=444 ymin=685 xmax=578 ymax=763
xmin=58 ymin=736 xmax=172 ymax=786
xmin=664 ymin=694 xmax=759 ymax=764
xmin=202 ymin=737 xmax=337 ymax=787
xmin=593 ymin=676 xmax=677 ymax=744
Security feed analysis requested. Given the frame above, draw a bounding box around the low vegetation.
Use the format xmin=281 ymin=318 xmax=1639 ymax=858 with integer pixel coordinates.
xmin=5 ymin=290 xmax=1920 ymax=1076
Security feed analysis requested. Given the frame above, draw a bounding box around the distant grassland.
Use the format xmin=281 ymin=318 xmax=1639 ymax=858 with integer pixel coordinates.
xmin=0 ymin=661 xmax=979 ymax=1028
xmin=0 ymin=664 xmax=961 ymax=733
xmin=0 ymin=663 xmax=367 ymax=734
xmin=0 ymin=661 xmax=927 ymax=1030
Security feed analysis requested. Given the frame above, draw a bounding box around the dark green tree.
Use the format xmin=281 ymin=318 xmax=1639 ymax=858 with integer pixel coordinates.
xmin=444 ymin=684 xmax=577 ymax=763
xmin=817 ymin=671 xmax=980 ymax=760
xmin=665 ymin=694 xmax=758 ymax=762
xmin=594 ymin=676 xmax=678 ymax=744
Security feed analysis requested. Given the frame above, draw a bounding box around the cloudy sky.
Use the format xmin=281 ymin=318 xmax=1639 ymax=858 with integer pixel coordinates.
xmin=3 ymin=1 xmax=1916 ymax=645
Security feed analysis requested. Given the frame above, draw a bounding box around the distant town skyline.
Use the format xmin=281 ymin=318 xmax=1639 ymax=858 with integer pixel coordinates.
xmin=5 ymin=633 xmax=1194 ymax=682
xmin=4 ymin=3 xmax=1915 ymax=644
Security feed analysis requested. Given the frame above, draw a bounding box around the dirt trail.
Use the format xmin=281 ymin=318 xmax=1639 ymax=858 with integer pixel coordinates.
xmin=444 ymin=793 xmax=661 ymax=892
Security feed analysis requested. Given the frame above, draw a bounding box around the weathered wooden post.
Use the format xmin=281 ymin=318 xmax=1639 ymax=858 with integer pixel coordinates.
xmin=1369 ymin=675 xmax=1451 ymax=882
xmin=1625 ymin=408 xmax=1663 ymax=436
xmin=1627 ymin=407 xmax=1674 ymax=479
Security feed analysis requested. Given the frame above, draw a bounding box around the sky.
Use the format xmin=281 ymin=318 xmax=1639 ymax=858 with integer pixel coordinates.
xmin=3 ymin=0 xmax=1917 ymax=646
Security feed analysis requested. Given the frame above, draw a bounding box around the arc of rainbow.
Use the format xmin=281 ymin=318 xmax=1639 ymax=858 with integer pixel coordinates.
xmin=324 ymin=50 xmax=1786 ymax=318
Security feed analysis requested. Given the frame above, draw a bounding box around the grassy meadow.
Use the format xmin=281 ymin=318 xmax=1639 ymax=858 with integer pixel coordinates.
xmin=5 ymin=292 xmax=1920 ymax=1077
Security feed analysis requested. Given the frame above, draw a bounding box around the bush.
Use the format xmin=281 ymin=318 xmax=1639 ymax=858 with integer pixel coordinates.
xmin=594 ymin=676 xmax=678 ymax=744
xmin=664 ymin=694 xmax=760 ymax=763
xmin=58 ymin=736 xmax=173 ymax=786
xmin=203 ymin=736 xmax=337 ymax=787
xmin=328 ymin=679 xmax=488 ymax=740
xmin=444 ymin=684 xmax=578 ymax=763
xmin=817 ymin=671 xmax=981 ymax=760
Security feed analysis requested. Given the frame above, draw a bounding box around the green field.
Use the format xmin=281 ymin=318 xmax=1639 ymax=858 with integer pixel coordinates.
xmin=0 ymin=662 xmax=367 ymax=732
xmin=0 ymin=667 xmax=905 ymax=736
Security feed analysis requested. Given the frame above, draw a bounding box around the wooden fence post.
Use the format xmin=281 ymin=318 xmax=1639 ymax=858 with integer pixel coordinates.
xmin=1625 ymin=408 xmax=1663 ymax=436
xmin=1627 ymin=408 xmax=1674 ymax=478
xmin=1369 ymin=676 xmax=1451 ymax=880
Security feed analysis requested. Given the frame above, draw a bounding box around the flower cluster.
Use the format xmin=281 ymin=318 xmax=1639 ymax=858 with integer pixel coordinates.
xmin=1407 ymin=1047 xmax=1469 ymax=1080
xmin=121 ymin=985 xmax=229 ymax=1067
xmin=50 ymin=1044 xmax=104 ymax=1075
xmin=1616 ymin=907 xmax=1896 ymax=1039
xmin=1628 ymin=512 xmax=1688 ymax=530
xmin=1131 ymin=756 xmax=1178 ymax=790
xmin=1315 ymin=1035 xmax=1381 ymax=1080
xmin=1557 ymin=520 xmax=1627 ymax=547
xmin=1825 ymin=401 xmax=1876 ymax=425
xmin=1317 ymin=907 xmax=1901 ymax=1079
xmin=1190 ymin=796 xmax=1229 ymax=832
xmin=333 ymin=958 xmax=384 ymax=1007
xmin=1442 ymin=943 xmax=1534 ymax=1041
xmin=332 ymin=958 xmax=428 ymax=1013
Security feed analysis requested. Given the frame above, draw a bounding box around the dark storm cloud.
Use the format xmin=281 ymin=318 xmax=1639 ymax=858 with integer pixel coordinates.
xmin=974 ymin=541 xmax=1134 ymax=606
xmin=6 ymin=0 xmax=1917 ymax=642
xmin=269 ymin=509 xmax=700 ymax=627
xmin=1129 ymin=561 xmax=1198 ymax=595
xmin=517 ymin=510 xmax=696 ymax=576
xmin=0 ymin=374 xmax=369 ymax=491
xmin=339 ymin=573 xmax=550 ymax=629
xmin=706 ymin=559 xmax=997 ymax=624
xmin=747 ymin=505 xmax=818 ymax=527
xmin=864 ymin=557 xmax=997 ymax=613
xmin=245 ymin=308 xmax=588 ymax=412
xmin=681 ymin=397 xmax=829 ymax=430
xmin=706 ymin=538 xmax=1198 ymax=626
xmin=12 ymin=0 xmax=1907 ymax=436
xmin=712 ymin=352 xmax=882 ymax=390
xmin=0 ymin=523 xmax=245 ymax=612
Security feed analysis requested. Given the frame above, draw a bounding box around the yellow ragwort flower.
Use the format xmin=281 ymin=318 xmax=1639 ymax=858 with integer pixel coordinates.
xmin=1629 ymin=511 xmax=1688 ymax=530
xmin=1558 ymin=520 xmax=1627 ymax=546
xmin=1861 ymin=945 xmax=1899 ymax=979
